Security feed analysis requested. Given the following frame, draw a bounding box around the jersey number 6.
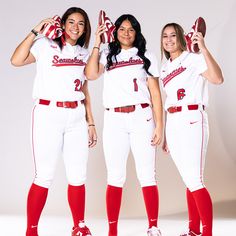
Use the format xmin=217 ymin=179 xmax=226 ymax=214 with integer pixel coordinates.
xmin=177 ymin=88 xmax=186 ymax=100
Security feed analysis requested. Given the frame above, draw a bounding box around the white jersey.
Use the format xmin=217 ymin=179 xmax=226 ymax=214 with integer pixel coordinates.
xmin=100 ymin=47 xmax=159 ymax=108
xmin=160 ymin=51 xmax=208 ymax=110
xmin=30 ymin=37 xmax=89 ymax=101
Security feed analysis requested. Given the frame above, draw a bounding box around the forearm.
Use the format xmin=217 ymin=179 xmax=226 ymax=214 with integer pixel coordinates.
xmin=85 ymin=47 xmax=102 ymax=80
xmin=11 ymin=18 xmax=56 ymax=67
xmin=84 ymin=98 xmax=95 ymax=125
xmin=82 ymin=82 xmax=95 ymax=125
xmin=148 ymin=78 xmax=163 ymax=128
xmin=201 ymin=47 xmax=224 ymax=84
xmin=150 ymin=87 xmax=163 ymax=146
xmin=152 ymin=93 xmax=163 ymax=130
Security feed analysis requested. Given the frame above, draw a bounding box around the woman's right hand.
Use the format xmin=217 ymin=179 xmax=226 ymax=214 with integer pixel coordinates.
xmin=94 ymin=24 xmax=106 ymax=47
xmin=33 ymin=18 xmax=58 ymax=34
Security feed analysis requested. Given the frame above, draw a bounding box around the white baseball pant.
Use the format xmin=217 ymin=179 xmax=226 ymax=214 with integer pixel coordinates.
xmin=103 ymin=105 xmax=157 ymax=187
xmin=166 ymin=109 xmax=209 ymax=192
xmin=31 ymin=101 xmax=88 ymax=188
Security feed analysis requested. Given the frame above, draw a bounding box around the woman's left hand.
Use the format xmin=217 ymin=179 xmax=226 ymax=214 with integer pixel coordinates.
xmin=88 ymin=126 xmax=97 ymax=148
xmin=192 ymin=32 xmax=206 ymax=51
xmin=151 ymin=126 xmax=162 ymax=146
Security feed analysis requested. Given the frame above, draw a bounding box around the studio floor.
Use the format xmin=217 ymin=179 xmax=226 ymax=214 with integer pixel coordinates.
xmin=0 ymin=215 xmax=235 ymax=235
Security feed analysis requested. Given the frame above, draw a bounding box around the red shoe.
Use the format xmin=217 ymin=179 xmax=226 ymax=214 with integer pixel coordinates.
xmin=42 ymin=15 xmax=63 ymax=39
xmin=72 ymin=222 xmax=92 ymax=236
xmin=99 ymin=10 xmax=116 ymax=43
xmin=185 ymin=17 xmax=206 ymax=53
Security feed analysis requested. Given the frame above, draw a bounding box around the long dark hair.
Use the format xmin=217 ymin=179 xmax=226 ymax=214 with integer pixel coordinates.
xmin=160 ymin=23 xmax=186 ymax=60
xmin=106 ymin=14 xmax=152 ymax=75
xmin=54 ymin=7 xmax=91 ymax=49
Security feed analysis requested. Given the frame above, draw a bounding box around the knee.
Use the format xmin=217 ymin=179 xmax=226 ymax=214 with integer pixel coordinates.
xmin=107 ymin=173 xmax=126 ymax=187
xmin=185 ymin=180 xmax=205 ymax=192
xmin=66 ymin=172 xmax=87 ymax=186
xmin=68 ymin=178 xmax=86 ymax=186
xmin=34 ymin=177 xmax=53 ymax=188
xmin=137 ymin=170 xmax=156 ymax=187
xmin=139 ymin=179 xmax=157 ymax=187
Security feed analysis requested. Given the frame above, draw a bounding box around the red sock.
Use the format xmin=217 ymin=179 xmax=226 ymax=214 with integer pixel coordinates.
xmin=186 ymin=188 xmax=201 ymax=234
xmin=192 ymin=188 xmax=213 ymax=236
xmin=26 ymin=183 xmax=48 ymax=236
xmin=68 ymin=184 xmax=85 ymax=227
xmin=106 ymin=185 xmax=122 ymax=236
xmin=142 ymin=185 xmax=159 ymax=228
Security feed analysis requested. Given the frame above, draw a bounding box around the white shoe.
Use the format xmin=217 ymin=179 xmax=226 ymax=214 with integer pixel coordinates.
xmin=72 ymin=222 xmax=92 ymax=236
xmin=180 ymin=230 xmax=202 ymax=236
xmin=147 ymin=226 xmax=162 ymax=236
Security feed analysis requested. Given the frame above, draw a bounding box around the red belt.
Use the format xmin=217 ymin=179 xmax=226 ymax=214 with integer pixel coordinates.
xmin=106 ymin=103 xmax=149 ymax=113
xmin=167 ymin=104 xmax=205 ymax=113
xmin=39 ymin=99 xmax=83 ymax=109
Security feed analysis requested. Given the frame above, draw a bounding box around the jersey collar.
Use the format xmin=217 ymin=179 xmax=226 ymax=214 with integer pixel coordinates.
xmin=119 ymin=47 xmax=138 ymax=59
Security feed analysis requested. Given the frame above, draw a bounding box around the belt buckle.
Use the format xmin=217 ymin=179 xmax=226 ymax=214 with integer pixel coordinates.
xmin=115 ymin=105 xmax=135 ymax=113
xmin=188 ymin=104 xmax=199 ymax=110
xmin=69 ymin=102 xmax=78 ymax=108
xmin=125 ymin=105 xmax=135 ymax=113
xmin=71 ymin=102 xmax=77 ymax=108
xmin=63 ymin=102 xmax=70 ymax=108
xmin=60 ymin=101 xmax=77 ymax=108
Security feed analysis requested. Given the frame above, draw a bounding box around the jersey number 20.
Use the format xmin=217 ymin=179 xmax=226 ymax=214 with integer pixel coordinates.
xmin=74 ymin=79 xmax=82 ymax=91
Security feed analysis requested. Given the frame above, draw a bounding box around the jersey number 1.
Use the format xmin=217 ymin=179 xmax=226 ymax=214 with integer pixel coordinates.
xmin=133 ymin=78 xmax=138 ymax=92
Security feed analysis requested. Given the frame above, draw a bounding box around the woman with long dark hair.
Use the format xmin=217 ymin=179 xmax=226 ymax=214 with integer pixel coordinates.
xmin=11 ymin=7 xmax=96 ymax=236
xmin=85 ymin=14 xmax=163 ymax=236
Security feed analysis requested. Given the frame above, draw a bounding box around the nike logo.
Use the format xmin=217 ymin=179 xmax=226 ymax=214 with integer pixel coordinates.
xmin=147 ymin=118 xmax=152 ymax=122
xmin=109 ymin=221 xmax=117 ymax=224
xmin=31 ymin=225 xmax=38 ymax=228
xmin=150 ymin=218 xmax=157 ymax=222
xmin=190 ymin=121 xmax=199 ymax=124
